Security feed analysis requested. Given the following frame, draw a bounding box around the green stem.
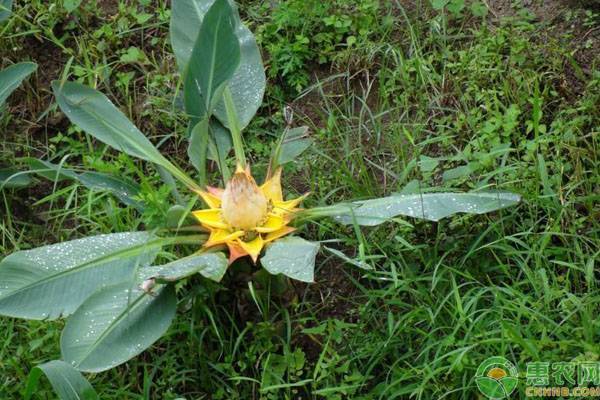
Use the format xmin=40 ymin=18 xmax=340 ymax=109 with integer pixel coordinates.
xmin=162 ymin=234 xmax=208 ymax=246
xmin=222 ymin=87 xmax=246 ymax=168
xmin=160 ymin=157 xmax=203 ymax=193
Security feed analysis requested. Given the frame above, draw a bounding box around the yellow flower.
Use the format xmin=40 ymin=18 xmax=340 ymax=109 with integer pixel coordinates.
xmin=192 ymin=165 xmax=306 ymax=264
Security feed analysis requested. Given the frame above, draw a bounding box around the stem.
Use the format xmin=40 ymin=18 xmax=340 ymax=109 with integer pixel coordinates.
xmin=222 ymin=87 xmax=246 ymax=168
xmin=294 ymin=204 xmax=355 ymax=223
xmin=159 ymin=157 xmax=203 ymax=193
xmin=163 ymin=234 xmax=209 ymax=246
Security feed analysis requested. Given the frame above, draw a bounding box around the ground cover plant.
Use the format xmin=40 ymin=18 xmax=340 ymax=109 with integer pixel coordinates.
xmin=1 ymin=0 xmax=598 ymax=399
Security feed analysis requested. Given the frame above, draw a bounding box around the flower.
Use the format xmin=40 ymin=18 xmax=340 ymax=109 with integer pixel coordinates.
xmin=487 ymin=367 xmax=507 ymax=379
xmin=192 ymin=165 xmax=306 ymax=263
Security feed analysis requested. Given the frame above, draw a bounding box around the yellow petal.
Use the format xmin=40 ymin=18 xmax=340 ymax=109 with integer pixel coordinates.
xmin=205 ymin=229 xmax=244 ymax=247
xmin=192 ymin=209 xmax=227 ymax=229
xmin=255 ymin=214 xmax=286 ymax=233
xmin=261 ymin=167 xmax=283 ymax=202
xmin=193 ymin=189 xmax=221 ymax=209
xmin=272 ymin=193 xmax=308 ymax=214
xmin=264 ymin=226 xmax=296 ymax=243
xmin=237 ymin=236 xmax=265 ymax=263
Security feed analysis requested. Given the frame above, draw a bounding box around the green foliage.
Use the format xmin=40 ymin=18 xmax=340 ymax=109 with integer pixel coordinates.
xmin=25 ymin=360 xmax=98 ymax=400
xmin=0 ymin=232 xmax=161 ymax=319
xmin=0 ymin=62 xmax=36 ymax=108
xmin=0 ymin=0 xmax=12 ymax=22
xmin=253 ymin=0 xmax=387 ymax=91
xmin=1 ymin=0 xmax=598 ymax=399
xmin=261 ymin=236 xmax=320 ymax=282
xmin=61 ymin=282 xmax=176 ymax=372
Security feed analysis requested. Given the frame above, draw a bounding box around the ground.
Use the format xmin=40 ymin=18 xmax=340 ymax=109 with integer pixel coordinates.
xmin=0 ymin=0 xmax=599 ymax=399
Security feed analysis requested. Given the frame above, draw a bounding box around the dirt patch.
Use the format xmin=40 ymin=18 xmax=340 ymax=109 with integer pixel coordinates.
xmin=489 ymin=0 xmax=599 ymax=94
xmin=95 ymin=0 xmax=119 ymax=16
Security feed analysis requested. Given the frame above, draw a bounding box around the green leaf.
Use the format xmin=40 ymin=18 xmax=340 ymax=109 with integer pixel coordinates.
xmin=77 ymin=171 xmax=144 ymax=210
xmin=431 ymin=0 xmax=448 ymax=9
xmin=165 ymin=204 xmax=190 ymax=228
xmin=183 ymin=0 xmax=240 ymax=122
xmin=442 ymin=163 xmax=476 ymax=182
xmin=261 ymin=237 xmax=320 ymax=283
xmin=0 ymin=168 xmax=32 ymax=189
xmin=447 ymin=0 xmax=465 ymax=14
xmin=323 ymin=246 xmax=372 ymax=271
xmin=470 ymin=1 xmax=488 ymax=17
xmin=144 ymin=252 xmax=228 ymax=282
xmin=329 ymin=192 xmax=521 ymax=226
xmin=0 ymin=0 xmax=12 ymax=23
xmin=171 ymin=0 xmax=265 ymax=129
xmin=25 ymin=158 xmax=144 ymax=210
xmin=187 ymin=118 xmax=210 ymax=184
xmin=0 ymin=62 xmax=36 ymax=107
xmin=207 ymin=119 xmax=232 ymax=177
xmin=0 ymin=232 xmax=162 ymax=320
xmin=276 ymin=126 xmax=312 ymax=165
xmin=63 ymin=0 xmax=82 ymax=13
xmin=52 ymin=81 xmax=166 ymax=163
xmin=25 ymin=360 xmax=97 ymax=400
xmin=52 ymin=81 xmax=201 ymax=192
xmin=61 ymin=282 xmax=176 ymax=372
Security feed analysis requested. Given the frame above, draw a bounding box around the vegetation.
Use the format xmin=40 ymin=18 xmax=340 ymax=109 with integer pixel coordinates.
xmin=1 ymin=0 xmax=598 ymax=399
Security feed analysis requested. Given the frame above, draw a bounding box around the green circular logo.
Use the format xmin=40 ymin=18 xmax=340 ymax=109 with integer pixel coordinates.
xmin=475 ymin=356 xmax=519 ymax=399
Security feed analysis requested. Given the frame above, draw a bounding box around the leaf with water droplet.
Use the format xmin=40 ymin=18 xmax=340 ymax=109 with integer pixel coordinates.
xmin=0 ymin=232 xmax=164 ymax=320
xmin=171 ymin=0 xmax=265 ymax=129
xmin=24 ymin=360 xmax=98 ymax=400
xmin=261 ymin=237 xmax=319 ymax=283
xmin=142 ymin=253 xmax=228 ymax=283
xmin=61 ymin=282 xmax=176 ymax=373
xmin=329 ymin=192 xmax=521 ymax=226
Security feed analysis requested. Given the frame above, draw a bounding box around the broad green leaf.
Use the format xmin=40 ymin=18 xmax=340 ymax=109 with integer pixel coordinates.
xmin=0 ymin=232 xmax=161 ymax=320
xmin=165 ymin=204 xmax=190 ymax=228
xmin=207 ymin=119 xmax=232 ymax=177
xmin=0 ymin=168 xmax=32 ymax=189
xmin=61 ymin=282 xmax=176 ymax=372
xmin=261 ymin=237 xmax=320 ymax=283
xmin=183 ymin=0 xmax=240 ymax=121
xmin=25 ymin=360 xmax=98 ymax=400
xmin=52 ymin=81 xmax=201 ymax=192
xmin=25 ymin=158 xmax=74 ymax=181
xmin=52 ymin=81 xmax=166 ymax=163
xmin=77 ymin=171 xmax=144 ymax=210
xmin=25 ymin=158 xmax=144 ymax=210
xmin=144 ymin=252 xmax=228 ymax=282
xmin=329 ymin=192 xmax=521 ymax=226
xmin=0 ymin=62 xmax=36 ymax=107
xmin=0 ymin=0 xmax=12 ymax=23
xmin=187 ymin=118 xmax=210 ymax=183
xmin=171 ymin=0 xmax=265 ymax=129
xmin=276 ymin=126 xmax=312 ymax=165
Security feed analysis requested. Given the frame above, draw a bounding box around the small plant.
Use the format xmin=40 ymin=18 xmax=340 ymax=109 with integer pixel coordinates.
xmin=255 ymin=0 xmax=385 ymax=91
xmin=0 ymin=0 xmax=520 ymax=396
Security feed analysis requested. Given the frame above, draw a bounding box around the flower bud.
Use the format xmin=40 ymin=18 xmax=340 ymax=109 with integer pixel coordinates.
xmin=221 ymin=171 xmax=268 ymax=230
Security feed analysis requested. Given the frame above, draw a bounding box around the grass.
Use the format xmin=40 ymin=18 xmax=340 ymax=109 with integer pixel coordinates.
xmin=1 ymin=0 xmax=599 ymax=399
